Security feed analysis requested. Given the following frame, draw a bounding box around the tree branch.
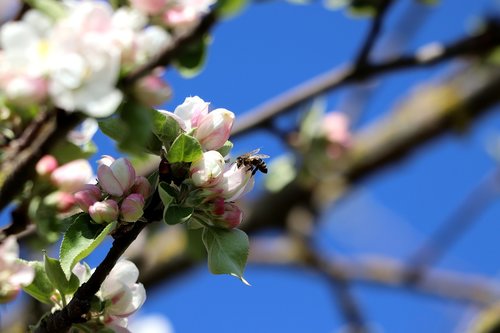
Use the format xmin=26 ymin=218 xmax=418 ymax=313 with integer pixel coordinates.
xmin=231 ymin=19 xmax=500 ymax=137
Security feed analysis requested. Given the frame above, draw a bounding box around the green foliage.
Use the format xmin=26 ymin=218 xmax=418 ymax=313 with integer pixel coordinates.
xmin=22 ymin=261 xmax=55 ymax=304
xmin=158 ymin=181 xmax=174 ymax=212
xmin=173 ymin=36 xmax=210 ymax=78
xmin=164 ymin=205 xmax=194 ymax=225
xmin=99 ymin=102 xmax=161 ymax=155
xmin=59 ymin=214 xmax=115 ymax=279
xmin=167 ymin=133 xmax=203 ymax=163
xmin=44 ymin=254 xmax=79 ymax=295
xmin=217 ymin=140 xmax=233 ymax=157
xmin=152 ymin=111 xmax=182 ymax=149
xmin=28 ymin=197 xmax=62 ymax=245
xmin=50 ymin=139 xmax=97 ymax=165
xmin=216 ymin=0 xmax=248 ymax=18
xmin=202 ymin=227 xmax=250 ymax=284
xmin=24 ymin=0 xmax=66 ymax=20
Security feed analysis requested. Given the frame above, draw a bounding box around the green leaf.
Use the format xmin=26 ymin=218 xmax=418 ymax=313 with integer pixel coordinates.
xmin=216 ymin=0 xmax=247 ymax=17
xmin=173 ymin=37 xmax=209 ymax=78
xmin=158 ymin=182 xmax=174 ymax=210
xmin=99 ymin=102 xmax=159 ymax=155
xmin=22 ymin=261 xmax=55 ymax=304
xmin=167 ymin=133 xmax=203 ymax=163
xmin=217 ymin=140 xmax=233 ymax=157
xmin=202 ymin=227 xmax=250 ymax=285
xmin=44 ymin=254 xmax=72 ymax=294
xmin=152 ymin=111 xmax=182 ymax=149
xmin=50 ymin=140 xmax=96 ymax=165
xmin=164 ymin=205 xmax=193 ymax=225
xmin=60 ymin=214 xmax=115 ymax=279
xmin=24 ymin=0 xmax=65 ymax=20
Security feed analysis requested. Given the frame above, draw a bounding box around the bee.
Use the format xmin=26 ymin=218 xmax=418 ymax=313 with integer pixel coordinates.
xmin=236 ymin=149 xmax=269 ymax=176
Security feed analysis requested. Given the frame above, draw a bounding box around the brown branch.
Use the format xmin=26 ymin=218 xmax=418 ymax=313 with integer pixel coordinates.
xmin=34 ymin=190 xmax=163 ymax=333
xmin=231 ymin=19 xmax=500 ymax=137
xmin=0 ymin=110 xmax=82 ymax=213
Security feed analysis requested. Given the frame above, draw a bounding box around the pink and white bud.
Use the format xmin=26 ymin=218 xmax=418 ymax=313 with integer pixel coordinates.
xmin=174 ymin=96 xmax=209 ymax=130
xmin=130 ymin=0 xmax=167 ymax=15
xmin=36 ymin=155 xmax=58 ymax=177
xmin=213 ymin=163 xmax=254 ymax=201
xmin=133 ymin=73 xmax=171 ymax=107
xmin=89 ymin=200 xmax=119 ymax=224
xmin=74 ymin=184 xmax=102 ymax=213
xmin=0 ymin=237 xmax=35 ymax=303
xmin=131 ymin=176 xmax=151 ymax=199
xmin=120 ymin=193 xmax=145 ymax=222
xmin=100 ymin=259 xmax=146 ymax=319
xmin=163 ymin=7 xmax=198 ymax=28
xmin=50 ymin=159 xmax=93 ymax=193
xmin=190 ymin=151 xmax=225 ymax=187
xmin=213 ymin=201 xmax=243 ymax=229
xmin=322 ymin=112 xmax=351 ymax=145
xmin=98 ymin=158 xmax=136 ymax=197
xmin=194 ymin=108 xmax=234 ymax=151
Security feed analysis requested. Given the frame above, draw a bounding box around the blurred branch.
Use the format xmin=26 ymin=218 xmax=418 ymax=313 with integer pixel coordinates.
xmin=0 ymin=110 xmax=82 ymax=213
xmin=404 ymin=168 xmax=500 ymax=283
xmin=232 ymin=20 xmax=500 ymax=137
xmin=354 ymin=0 xmax=393 ymax=68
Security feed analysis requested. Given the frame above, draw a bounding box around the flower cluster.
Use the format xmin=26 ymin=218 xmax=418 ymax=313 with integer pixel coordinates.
xmin=0 ymin=237 xmax=35 ymax=303
xmin=160 ymin=96 xmax=256 ymax=229
xmin=74 ymin=157 xmax=151 ymax=224
xmin=36 ymin=155 xmax=93 ymax=213
xmin=321 ymin=111 xmax=351 ymax=159
xmin=0 ymin=1 xmax=171 ymax=117
xmin=130 ymin=0 xmax=215 ymax=31
xmin=57 ymin=259 xmax=145 ymax=332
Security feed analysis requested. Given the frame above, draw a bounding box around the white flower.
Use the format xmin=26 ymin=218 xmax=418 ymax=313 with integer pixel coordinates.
xmin=100 ymin=259 xmax=146 ymax=328
xmin=190 ymin=150 xmax=225 ymax=187
xmin=0 ymin=237 xmax=35 ymax=303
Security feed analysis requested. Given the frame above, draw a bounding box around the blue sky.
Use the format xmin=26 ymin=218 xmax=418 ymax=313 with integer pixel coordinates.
xmin=4 ymin=0 xmax=500 ymax=332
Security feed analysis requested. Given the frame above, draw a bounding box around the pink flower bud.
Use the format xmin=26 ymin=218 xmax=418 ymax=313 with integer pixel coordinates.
xmin=213 ymin=201 xmax=243 ymax=229
xmin=322 ymin=112 xmax=351 ymax=159
xmin=74 ymin=184 xmax=102 ymax=213
xmin=190 ymin=151 xmax=225 ymax=187
xmin=36 ymin=155 xmax=58 ymax=177
xmin=89 ymin=200 xmax=119 ymax=224
xmin=213 ymin=163 xmax=254 ymax=201
xmin=120 ymin=194 xmax=145 ymax=222
xmin=54 ymin=192 xmax=77 ymax=213
xmin=131 ymin=176 xmax=151 ymax=199
xmin=163 ymin=7 xmax=198 ymax=28
xmin=130 ymin=0 xmax=167 ymax=15
xmin=174 ymin=96 xmax=209 ymax=130
xmin=194 ymin=108 xmax=234 ymax=151
xmin=133 ymin=73 xmax=171 ymax=107
xmin=97 ymin=158 xmax=136 ymax=197
xmin=50 ymin=159 xmax=93 ymax=193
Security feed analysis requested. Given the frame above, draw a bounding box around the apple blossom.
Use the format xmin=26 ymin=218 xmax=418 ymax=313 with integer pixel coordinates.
xmin=89 ymin=200 xmax=120 ymax=224
xmin=321 ymin=112 xmax=351 ymax=158
xmin=44 ymin=191 xmax=77 ymax=213
xmin=212 ymin=163 xmax=255 ymax=201
xmin=0 ymin=237 xmax=35 ymax=303
xmin=194 ymin=108 xmax=234 ymax=151
xmin=133 ymin=72 xmax=172 ymax=106
xmin=74 ymin=184 xmax=102 ymax=213
xmin=130 ymin=0 xmax=168 ymax=15
xmin=36 ymin=155 xmax=58 ymax=177
xmin=50 ymin=159 xmax=93 ymax=193
xmin=211 ymin=198 xmax=243 ymax=229
xmin=99 ymin=259 xmax=146 ymax=327
xmin=98 ymin=158 xmax=136 ymax=197
xmin=131 ymin=176 xmax=152 ymax=199
xmin=190 ymin=150 xmax=225 ymax=187
xmin=120 ymin=194 xmax=145 ymax=222
xmin=172 ymin=95 xmax=209 ymax=131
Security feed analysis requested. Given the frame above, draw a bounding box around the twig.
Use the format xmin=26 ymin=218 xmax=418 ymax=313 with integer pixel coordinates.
xmin=403 ymin=168 xmax=500 ymax=283
xmin=354 ymin=0 xmax=393 ymax=68
xmin=231 ymin=19 xmax=500 ymax=137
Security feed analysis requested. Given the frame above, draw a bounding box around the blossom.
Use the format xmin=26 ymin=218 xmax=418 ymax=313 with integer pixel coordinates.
xmin=50 ymin=159 xmax=93 ymax=193
xmin=0 ymin=237 xmax=35 ymax=303
xmin=190 ymin=150 xmax=225 ymax=187
xmin=120 ymin=194 xmax=145 ymax=222
xmin=211 ymin=199 xmax=243 ymax=229
xmin=194 ymin=108 xmax=234 ymax=151
xmin=36 ymin=155 xmax=58 ymax=177
xmin=212 ymin=163 xmax=254 ymax=201
xmin=89 ymin=200 xmax=120 ymax=224
xmin=321 ymin=112 xmax=351 ymax=158
xmin=98 ymin=158 xmax=136 ymax=197
xmin=74 ymin=184 xmax=102 ymax=213
xmin=162 ymin=0 xmax=216 ymax=29
xmin=100 ymin=259 xmax=146 ymax=328
xmin=131 ymin=176 xmax=152 ymax=199
xmin=171 ymin=96 xmax=209 ymax=131
xmin=133 ymin=71 xmax=171 ymax=106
